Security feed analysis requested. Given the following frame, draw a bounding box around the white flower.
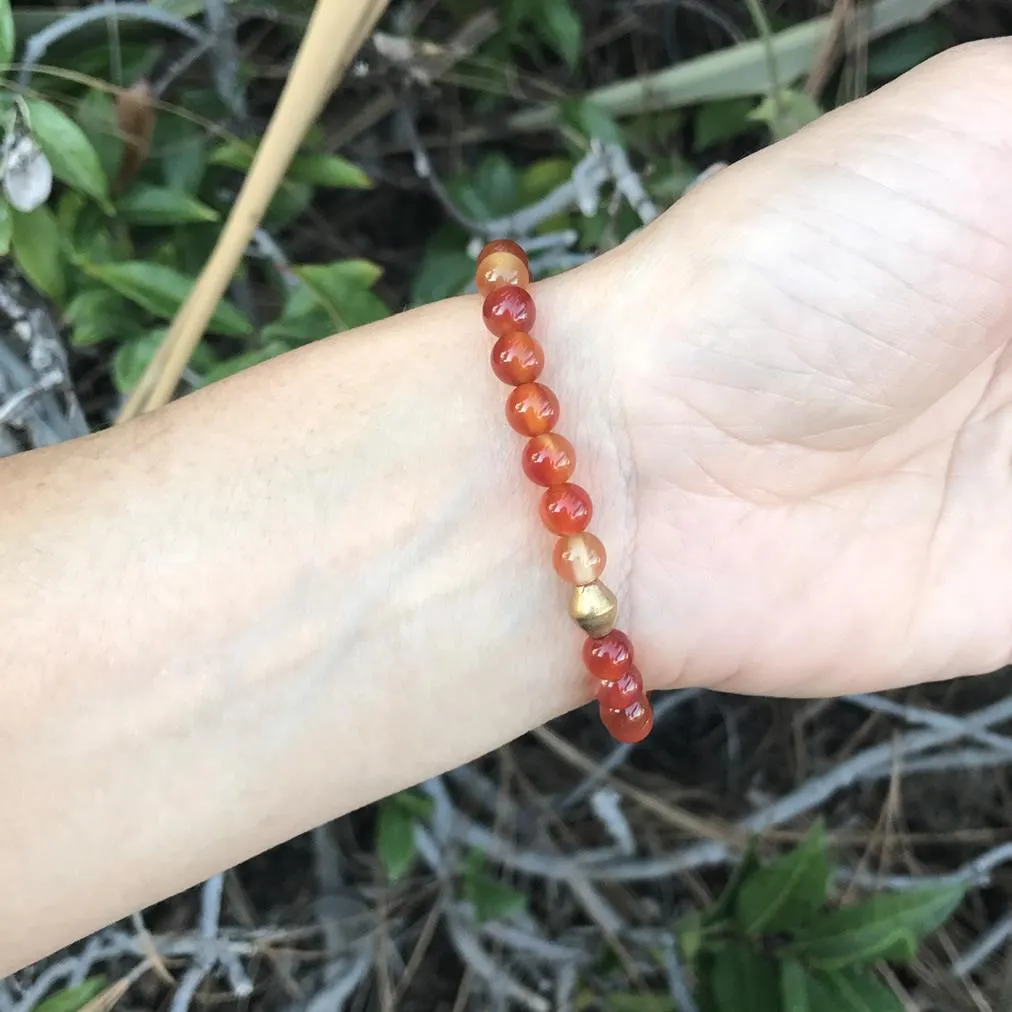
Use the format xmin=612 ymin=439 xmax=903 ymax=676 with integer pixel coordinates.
xmin=1 ymin=132 xmax=52 ymax=213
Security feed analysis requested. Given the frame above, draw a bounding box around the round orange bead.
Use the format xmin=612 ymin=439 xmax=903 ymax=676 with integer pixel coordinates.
xmin=506 ymin=383 xmax=559 ymax=436
xmin=553 ymin=532 xmax=606 ymax=585
xmin=483 ymin=285 xmax=536 ymax=337
xmin=596 ymin=667 xmax=644 ymax=710
xmin=599 ymin=696 xmax=653 ymax=744
xmin=583 ymin=630 xmax=634 ymax=680
xmin=476 ymin=250 xmax=530 ymax=297
xmin=540 ymin=483 xmax=592 ymax=535
xmin=491 ymin=331 xmax=544 ymax=386
xmin=522 ymin=434 xmax=576 ymax=486
xmin=477 ymin=238 xmax=529 ymax=266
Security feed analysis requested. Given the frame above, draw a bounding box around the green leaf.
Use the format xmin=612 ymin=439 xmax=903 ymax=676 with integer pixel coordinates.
xmin=518 ymin=157 xmax=574 ymax=233
xmin=693 ymin=97 xmax=756 ymax=152
xmin=261 ymin=308 xmax=336 ymax=347
xmin=117 ymin=184 xmax=220 ymax=225
xmin=0 ymin=201 xmax=11 ymax=256
xmin=780 ymin=958 xmax=811 ymax=1012
xmin=200 ymin=342 xmax=288 ymax=385
xmin=790 ymin=884 xmax=965 ymax=970
xmin=74 ymin=90 xmax=122 ymax=188
xmin=11 ymin=205 xmax=65 ymax=302
xmin=376 ymin=796 xmax=416 ymax=881
xmin=56 ymin=190 xmax=85 ymax=239
xmin=464 ymin=871 xmax=527 ymax=923
xmin=561 ymin=98 xmax=624 ymax=146
xmin=807 ymin=969 xmax=904 ymax=1012
xmin=710 ymin=945 xmax=780 ymax=1012
xmin=207 ymin=138 xmax=258 ymax=171
xmin=80 ymin=262 xmax=251 ymax=337
xmin=867 ymin=21 xmax=953 ymax=81
xmin=209 ymin=141 xmax=371 ymax=188
xmin=113 ymin=331 xmax=164 ymax=394
xmin=291 ymin=260 xmax=389 ymax=330
xmin=648 ymin=154 xmax=698 ymax=203
xmin=266 ymin=180 xmax=313 ymax=230
xmin=749 ymin=89 xmax=822 ymax=141
xmin=519 ymin=157 xmax=573 ymax=202
xmin=0 ymin=0 xmax=15 ymax=71
xmin=607 ymin=995 xmax=674 ymax=1012
xmin=65 ymin=288 xmax=141 ymax=347
xmin=410 ymin=246 xmax=474 ymax=306
xmin=391 ymin=788 xmax=435 ymax=821
xmin=25 ymin=100 xmax=110 ymax=210
xmin=535 ymin=0 xmax=582 ymax=69
xmin=287 ymin=154 xmax=372 ymax=189
xmin=449 ymin=153 xmax=518 ymax=220
xmin=676 ymin=910 xmax=704 ymax=964
xmin=151 ymin=115 xmax=208 ymax=194
xmin=736 ymin=820 xmax=831 ymax=935
xmin=704 ymin=839 xmax=761 ymax=927
xmin=36 ymin=977 xmax=106 ymax=1012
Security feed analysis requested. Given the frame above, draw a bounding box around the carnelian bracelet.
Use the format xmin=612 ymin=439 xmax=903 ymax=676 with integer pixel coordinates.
xmin=475 ymin=239 xmax=654 ymax=744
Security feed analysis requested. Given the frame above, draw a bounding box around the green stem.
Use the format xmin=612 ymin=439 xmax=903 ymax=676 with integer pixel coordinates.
xmin=743 ymin=0 xmax=782 ymax=98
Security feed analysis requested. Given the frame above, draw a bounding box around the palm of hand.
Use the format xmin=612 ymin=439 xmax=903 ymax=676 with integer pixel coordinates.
xmin=612 ymin=45 xmax=1012 ymax=696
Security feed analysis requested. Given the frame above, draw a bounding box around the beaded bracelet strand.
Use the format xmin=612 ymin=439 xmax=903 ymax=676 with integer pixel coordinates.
xmin=475 ymin=239 xmax=654 ymax=744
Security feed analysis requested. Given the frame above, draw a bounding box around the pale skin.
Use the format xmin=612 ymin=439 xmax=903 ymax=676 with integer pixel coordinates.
xmin=2 ymin=40 xmax=1011 ymax=974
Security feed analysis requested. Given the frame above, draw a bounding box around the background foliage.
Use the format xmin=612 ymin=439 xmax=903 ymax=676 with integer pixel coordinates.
xmin=1 ymin=1 xmax=1011 ymax=1011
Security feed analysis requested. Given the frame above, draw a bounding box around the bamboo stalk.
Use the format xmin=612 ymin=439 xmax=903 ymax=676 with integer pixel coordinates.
xmin=116 ymin=0 xmax=390 ymax=422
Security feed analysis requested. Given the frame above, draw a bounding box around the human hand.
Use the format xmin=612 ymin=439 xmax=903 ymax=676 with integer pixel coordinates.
xmin=571 ymin=41 xmax=1012 ymax=698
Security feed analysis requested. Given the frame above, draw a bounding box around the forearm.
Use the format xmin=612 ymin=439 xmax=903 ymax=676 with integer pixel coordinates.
xmin=0 ymin=254 xmax=633 ymax=971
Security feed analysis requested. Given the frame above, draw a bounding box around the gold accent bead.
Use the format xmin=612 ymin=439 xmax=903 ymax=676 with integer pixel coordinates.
xmin=568 ymin=581 xmax=618 ymax=637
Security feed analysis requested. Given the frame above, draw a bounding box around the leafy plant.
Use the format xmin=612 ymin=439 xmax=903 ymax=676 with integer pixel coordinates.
xmin=35 ymin=978 xmax=107 ymax=1012
xmin=374 ymin=788 xmax=434 ymax=881
xmin=461 ymin=850 xmax=527 ymax=923
xmin=0 ymin=0 xmax=387 ymax=399
xmin=675 ymin=821 xmax=965 ymax=1011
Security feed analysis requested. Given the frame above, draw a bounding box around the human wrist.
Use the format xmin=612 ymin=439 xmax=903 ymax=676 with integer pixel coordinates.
xmin=479 ymin=241 xmax=655 ymax=735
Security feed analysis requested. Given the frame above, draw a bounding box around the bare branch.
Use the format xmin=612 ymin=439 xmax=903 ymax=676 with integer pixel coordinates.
xmin=19 ymin=4 xmax=205 ymax=89
xmin=846 ymin=693 xmax=1012 ymax=758
xmin=445 ymin=907 xmax=551 ymax=1012
xmin=841 ymin=841 xmax=1012 ymax=892
xmin=661 ymin=935 xmax=699 ymax=1012
xmin=953 ymin=911 xmax=1012 ymax=978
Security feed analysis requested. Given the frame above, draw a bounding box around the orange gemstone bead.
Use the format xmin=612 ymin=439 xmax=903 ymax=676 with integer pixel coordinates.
xmin=506 ymin=383 xmax=559 ymax=436
xmin=476 ymin=237 xmax=652 ymax=746
xmin=491 ymin=331 xmax=545 ymax=386
xmin=476 ymin=251 xmax=531 ymax=297
xmin=540 ymin=483 xmax=592 ymax=535
xmin=483 ymin=285 xmax=536 ymax=337
xmin=599 ymin=696 xmax=654 ymax=744
xmin=596 ymin=667 xmax=644 ymax=710
xmin=477 ymin=238 xmax=529 ymax=266
xmin=522 ymin=433 xmax=576 ymax=486
xmin=553 ymin=532 xmax=606 ymax=585
xmin=583 ymin=630 xmax=634 ymax=680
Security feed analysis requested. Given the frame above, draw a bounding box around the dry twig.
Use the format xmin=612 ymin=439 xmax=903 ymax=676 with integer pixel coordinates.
xmin=116 ymin=0 xmax=391 ymax=422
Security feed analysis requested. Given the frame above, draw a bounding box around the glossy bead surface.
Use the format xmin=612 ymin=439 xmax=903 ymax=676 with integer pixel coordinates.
xmin=477 ymin=238 xmax=529 ymax=267
xmin=491 ymin=331 xmax=544 ymax=385
xmin=569 ymin=581 xmax=618 ymax=637
xmin=596 ymin=667 xmax=643 ymax=710
xmin=599 ymin=696 xmax=654 ymax=744
xmin=483 ymin=284 xmax=536 ymax=338
xmin=553 ymin=532 xmax=606 ymax=585
xmin=540 ymin=483 xmax=593 ymax=535
xmin=506 ymin=383 xmax=559 ymax=436
xmin=522 ymin=433 xmax=576 ymax=486
xmin=583 ymin=629 xmax=634 ymax=681
xmin=476 ymin=251 xmax=530 ymax=297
